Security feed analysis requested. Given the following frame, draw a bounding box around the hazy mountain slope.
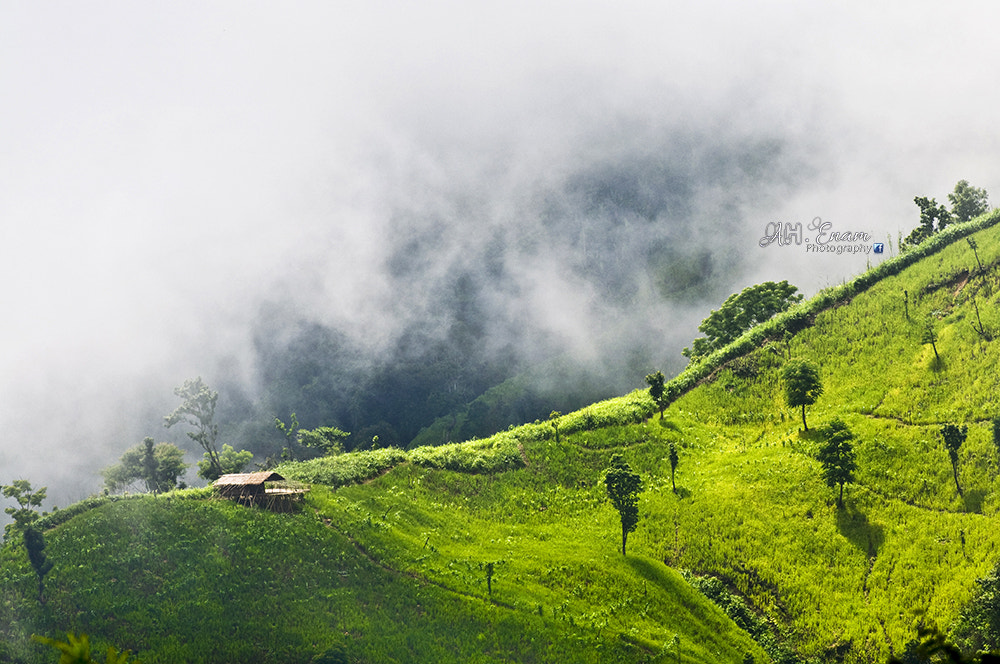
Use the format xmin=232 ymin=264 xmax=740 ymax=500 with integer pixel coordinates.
xmin=4 ymin=215 xmax=1000 ymax=663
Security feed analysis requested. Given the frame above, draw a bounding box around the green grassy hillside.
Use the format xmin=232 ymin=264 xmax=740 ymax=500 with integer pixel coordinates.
xmin=4 ymin=212 xmax=1000 ymax=663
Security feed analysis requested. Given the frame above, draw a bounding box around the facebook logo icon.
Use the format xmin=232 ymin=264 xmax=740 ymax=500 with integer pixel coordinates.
xmin=872 ymin=243 xmax=884 ymax=254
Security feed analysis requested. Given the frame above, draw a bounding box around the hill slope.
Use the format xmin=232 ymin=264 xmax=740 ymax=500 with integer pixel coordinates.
xmin=4 ymin=212 xmax=1000 ymax=663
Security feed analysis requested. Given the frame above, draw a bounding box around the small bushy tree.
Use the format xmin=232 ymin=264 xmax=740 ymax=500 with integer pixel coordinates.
xmin=941 ymin=424 xmax=968 ymax=497
xmin=24 ymin=527 xmax=53 ymax=603
xmin=782 ymin=360 xmax=823 ymax=431
xmin=604 ymin=454 xmax=642 ymax=556
xmin=816 ymin=419 xmax=857 ymax=508
xmin=645 ymin=371 xmax=668 ymax=419
xmin=903 ymin=196 xmax=953 ymax=249
xmin=668 ymin=442 xmax=679 ymax=493
xmin=2 ymin=479 xmax=46 ymax=538
xmin=102 ymin=438 xmax=188 ymax=494
xmin=683 ymin=281 xmax=802 ymax=361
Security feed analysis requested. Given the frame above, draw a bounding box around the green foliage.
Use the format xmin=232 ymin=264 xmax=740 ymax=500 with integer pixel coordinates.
xmin=668 ymin=442 xmax=679 ymax=493
xmin=33 ymin=633 xmax=141 ymax=664
xmin=683 ymin=280 xmax=802 ymax=361
xmin=782 ymin=359 xmax=823 ymax=431
xmin=101 ymin=439 xmax=188 ymax=494
xmin=409 ymin=436 xmax=525 ymax=474
xmin=941 ymin=424 xmax=969 ymax=498
xmin=816 ymin=419 xmax=857 ymax=507
xmin=953 ymin=562 xmax=1000 ymax=656
xmin=949 ymin=180 xmax=991 ymax=224
xmin=890 ymin=625 xmax=1000 ymax=663
xmin=604 ymin=455 xmax=642 ymax=556
xmin=645 ymin=371 xmax=668 ymax=419
xmin=197 ymin=444 xmax=252 ymax=480
xmin=2 ymin=480 xmax=46 ymax=538
xmin=164 ymin=378 xmax=223 ymax=480
xmin=276 ymin=447 xmax=408 ymax=487
xmin=297 ymin=426 xmax=350 ymax=456
xmin=549 ymin=411 xmax=562 ymax=444
xmin=273 ymin=413 xmax=299 ymax=460
xmin=903 ymin=196 xmax=953 ymax=249
xmin=23 ymin=528 xmax=53 ymax=603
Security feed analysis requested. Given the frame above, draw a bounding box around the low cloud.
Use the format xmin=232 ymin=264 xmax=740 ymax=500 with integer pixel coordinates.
xmin=2 ymin=2 xmax=999 ymax=507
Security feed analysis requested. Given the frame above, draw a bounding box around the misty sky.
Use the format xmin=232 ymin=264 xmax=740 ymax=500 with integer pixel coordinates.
xmin=3 ymin=1 xmax=1000 ymax=504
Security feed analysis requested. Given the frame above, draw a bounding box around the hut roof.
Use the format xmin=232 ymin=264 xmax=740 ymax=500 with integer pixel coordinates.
xmin=213 ymin=471 xmax=285 ymax=487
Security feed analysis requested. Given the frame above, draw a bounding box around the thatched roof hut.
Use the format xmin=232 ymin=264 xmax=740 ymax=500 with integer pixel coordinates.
xmin=213 ymin=471 xmax=307 ymax=511
xmin=214 ymin=471 xmax=284 ymax=502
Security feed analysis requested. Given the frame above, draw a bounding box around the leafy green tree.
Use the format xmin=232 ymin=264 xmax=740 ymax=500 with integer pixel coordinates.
xmin=645 ymin=371 xmax=669 ymax=419
xmin=668 ymin=442 xmax=679 ymax=493
xmin=782 ymin=360 xmax=823 ymax=431
xmin=949 ymin=180 xmax=990 ymax=223
xmin=275 ymin=413 xmax=300 ymax=461
xmin=102 ymin=438 xmax=188 ymax=494
xmin=198 ymin=443 xmax=253 ymax=479
xmin=549 ymin=411 xmax=561 ymax=444
xmin=2 ymin=480 xmax=46 ymax=537
xmin=683 ymin=281 xmax=802 ymax=361
xmin=298 ymin=427 xmax=350 ymax=456
xmin=23 ymin=527 xmax=53 ymax=603
xmin=941 ymin=424 xmax=968 ymax=497
xmin=604 ymin=454 xmax=642 ymax=556
xmin=816 ymin=419 xmax=857 ymax=508
xmin=903 ymin=196 xmax=953 ymax=249
xmin=165 ymin=378 xmax=249 ymax=481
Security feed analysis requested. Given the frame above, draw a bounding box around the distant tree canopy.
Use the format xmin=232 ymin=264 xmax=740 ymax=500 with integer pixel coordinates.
xmin=816 ymin=419 xmax=857 ymax=508
xmin=683 ymin=281 xmax=802 ymax=361
xmin=902 ymin=181 xmax=990 ymax=250
xmin=949 ymin=180 xmax=991 ymax=223
xmin=102 ymin=438 xmax=188 ymax=494
xmin=903 ymin=196 xmax=953 ymax=249
xmin=198 ymin=444 xmax=253 ymax=480
xmin=298 ymin=426 xmax=350 ymax=456
xmin=783 ymin=359 xmax=823 ymax=431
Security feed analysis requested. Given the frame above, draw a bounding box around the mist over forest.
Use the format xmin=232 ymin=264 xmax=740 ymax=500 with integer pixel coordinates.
xmin=3 ymin=2 xmax=1000 ymax=508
